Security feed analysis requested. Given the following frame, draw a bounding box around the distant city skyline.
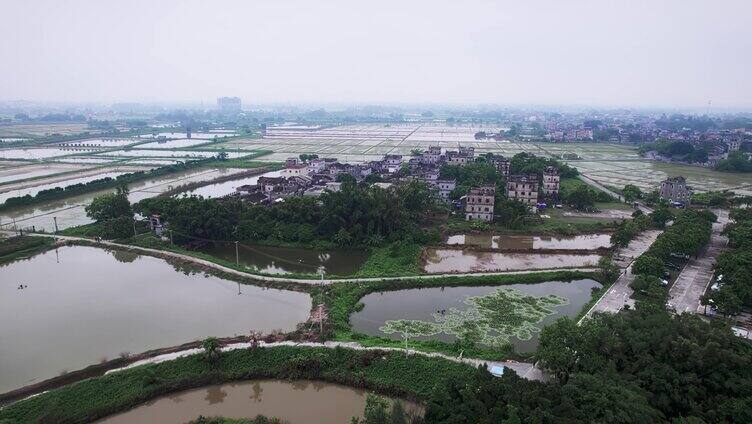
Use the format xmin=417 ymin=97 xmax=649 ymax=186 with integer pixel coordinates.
xmin=2 ymin=0 xmax=751 ymax=109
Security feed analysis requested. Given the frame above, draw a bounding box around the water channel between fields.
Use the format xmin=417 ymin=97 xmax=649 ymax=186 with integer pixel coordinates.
xmin=0 ymin=245 xmax=311 ymax=394
xmin=350 ymin=279 xmax=601 ymax=353
xmin=98 ymin=379 xmax=422 ymax=424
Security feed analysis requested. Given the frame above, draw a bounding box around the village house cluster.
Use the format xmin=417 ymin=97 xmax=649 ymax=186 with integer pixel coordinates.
xmin=410 ymin=148 xmax=561 ymax=223
xmin=231 ymin=147 xmax=563 ymax=224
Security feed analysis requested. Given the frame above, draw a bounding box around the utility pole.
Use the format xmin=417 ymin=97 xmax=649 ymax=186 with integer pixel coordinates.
xmin=169 ymin=230 xmax=173 ymax=245
xmin=132 ymin=219 xmax=137 ymax=237
xmin=235 ymin=241 xmax=239 ymax=265
xmin=53 ymin=216 xmax=59 ymax=235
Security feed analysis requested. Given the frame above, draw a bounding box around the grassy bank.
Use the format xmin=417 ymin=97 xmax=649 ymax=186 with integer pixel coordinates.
xmin=326 ymin=270 xmax=597 ymax=361
xmin=0 ymin=235 xmax=56 ymax=265
xmin=0 ymin=346 xmax=475 ymax=424
xmin=355 ymin=243 xmax=423 ymax=277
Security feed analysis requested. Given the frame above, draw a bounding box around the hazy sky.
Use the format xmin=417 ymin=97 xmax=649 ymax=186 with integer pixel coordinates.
xmin=2 ymin=0 xmax=751 ymax=108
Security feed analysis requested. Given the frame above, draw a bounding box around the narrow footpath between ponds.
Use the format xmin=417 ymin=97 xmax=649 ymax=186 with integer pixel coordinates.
xmin=1 ymin=231 xmax=599 ymax=285
xmin=108 ymin=340 xmax=549 ymax=382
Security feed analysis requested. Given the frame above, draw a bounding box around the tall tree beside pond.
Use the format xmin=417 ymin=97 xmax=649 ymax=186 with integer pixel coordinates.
xmin=85 ymin=185 xmax=132 ymax=221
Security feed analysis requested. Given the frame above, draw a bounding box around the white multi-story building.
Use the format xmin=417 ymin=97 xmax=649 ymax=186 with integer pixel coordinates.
xmin=542 ymin=166 xmax=560 ymax=197
xmin=465 ymin=186 xmax=495 ymax=222
xmin=436 ymin=179 xmax=456 ymax=201
xmin=506 ymin=174 xmax=539 ymax=205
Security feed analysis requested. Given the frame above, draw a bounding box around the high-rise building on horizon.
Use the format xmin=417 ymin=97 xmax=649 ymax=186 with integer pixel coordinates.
xmin=217 ymin=97 xmax=241 ymax=113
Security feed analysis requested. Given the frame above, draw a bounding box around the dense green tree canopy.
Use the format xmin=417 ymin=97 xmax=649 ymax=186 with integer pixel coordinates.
xmin=136 ymin=180 xmax=439 ymax=247
xmin=85 ymin=186 xmax=132 ymax=222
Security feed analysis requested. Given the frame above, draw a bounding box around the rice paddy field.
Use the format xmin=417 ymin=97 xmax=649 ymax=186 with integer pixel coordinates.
xmin=0 ymin=123 xmax=748 ymax=201
xmin=210 ymin=123 xmax=751 ymax=194
xmin=0 ymin=123 xmax=93 ymax=138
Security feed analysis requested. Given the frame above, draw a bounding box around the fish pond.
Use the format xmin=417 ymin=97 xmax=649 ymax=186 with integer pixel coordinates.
xmin=445 ymin=233 xmax=612 ymax=250
xmin=423 ymin=249 xmax=601 ymax=273
xmin=99 ymin=379 xmax=421 ymax=424
xmin=0 ymin=245 xmax=311 ymax=394
xmin=196 ymin=241 xmax=369 ymax=276
xmin=350 ymin=279 xmax=601 ymax=353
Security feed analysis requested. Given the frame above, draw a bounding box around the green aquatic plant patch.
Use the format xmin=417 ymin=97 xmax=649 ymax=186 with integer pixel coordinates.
xmin=380 ymin=288 xmax=566 ymax=347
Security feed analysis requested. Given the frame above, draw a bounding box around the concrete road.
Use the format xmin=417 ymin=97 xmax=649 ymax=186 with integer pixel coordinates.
xmin=578 ymin=174 xmax=654 ymax=214
xmin=667 ymin=209 xmax=729 ymax=314
xmin=580 ymin=230 xmax=661 ymax=321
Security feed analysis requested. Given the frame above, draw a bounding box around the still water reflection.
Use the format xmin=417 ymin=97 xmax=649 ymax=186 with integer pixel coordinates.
xmin=0 ymin=246 xmax=311 ymax=394
xmin=99 ymin=379 xmax=421 ymax=424
xmin=197 ymin=242 xmax=369 ymax=275
xmin=351 ymin=279 xmax=601 ymax=353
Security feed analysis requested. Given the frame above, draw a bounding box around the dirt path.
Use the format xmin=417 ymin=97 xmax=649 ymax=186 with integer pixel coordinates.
xmin=2 ymin=231 xmax=599 ymax=285
xmin=110 ymin=340 xmax=548 ymax=382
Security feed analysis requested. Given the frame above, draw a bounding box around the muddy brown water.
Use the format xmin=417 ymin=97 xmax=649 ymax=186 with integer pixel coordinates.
xmin=197 ymin=242 xmax=369 ymax=275
xmin=350 ymin=279 xmax=601 ymax=353
xmin=423 ymin=248 xmax=601 ymax=273
xmin=445 ymin=233 xmax=612 ymax=250
xmin=98 ymin=379 xmax=422 ymax=424
xmin=0 ymin=246 xmax=311 ymax=394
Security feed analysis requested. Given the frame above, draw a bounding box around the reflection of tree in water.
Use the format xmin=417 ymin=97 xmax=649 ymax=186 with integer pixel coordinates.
xmin=169 ymin=394 xmax=185 ymax=403
xmin=291 ymin=380 xmax=310 ymax=391
xmin=167 ymin=260 xmax=202 ymax=276
xmin=312 ymin=381 xmax=326 ymax=391
xmin=204 ymin=386 xmax=228 ymax=404
xmin=250 ymin=381 xmax=263 ymax=402
xmin=110 ymin=249 xmax=139 ymax=263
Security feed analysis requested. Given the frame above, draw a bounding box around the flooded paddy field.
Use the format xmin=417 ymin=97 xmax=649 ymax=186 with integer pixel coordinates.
xmin=54 ymin=138 xmax=141 ymax=148
xmin=0 ymin=163 xmax=89 ymax=184
xmin=215 ymin=124 xmax=642 ymax=165
xmin=0 ymin=245 xmax=311 ymax=394
xmin=571 ymin=160 xmax=752 ymax=195
xmin=423 ymin=248 xmax=600 ymax=273
xmin=0 ymin=167 xmax=248 ymax=232
xmin=122 ymin=158 xmax=187 ymax=166
xmin=94 ymin=149 xmax=248 ymax=159
xmin=142 ymin=132 xmax=239 ymax=139
xmin=445 ymin=233 xmax=611 ymax=250
xmin=100 ymin=379 xmax=420 ymax=424
xmin=351 ymin=279 xmax=601 ymax=353
xmin=0 ymin=147 xmax=97 ymax=160
xmin=48 ymin=156 xmax=125 ymax=165
xmin=197 ymin=241 xmax=369 ymax=275
xmin=0 ymin=171 xmax=128 ymax=203
xmin=0 ymin=123 xmax=93 ymax=138
xmin=137 ymin=138 xmax=218 ymax=149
